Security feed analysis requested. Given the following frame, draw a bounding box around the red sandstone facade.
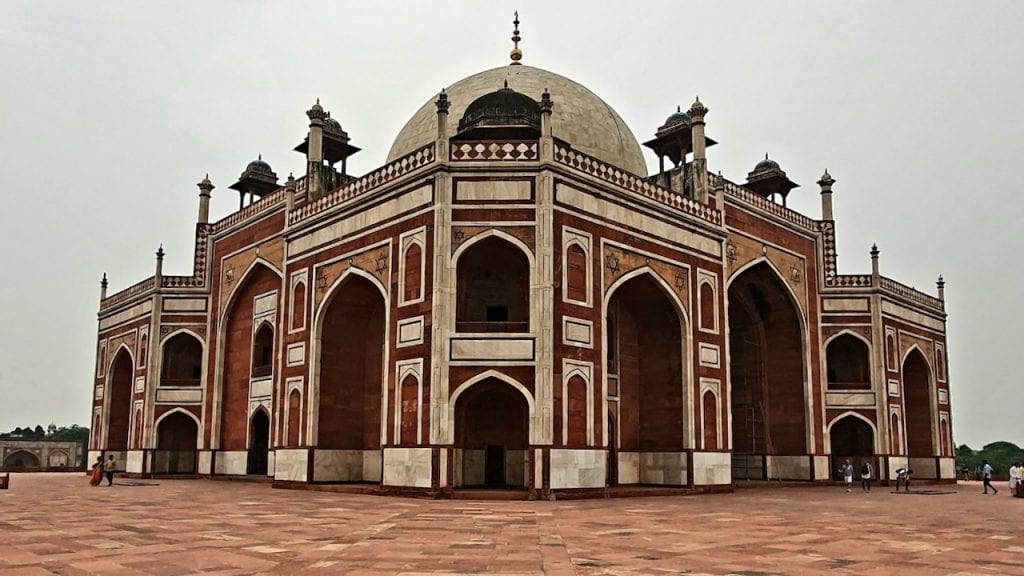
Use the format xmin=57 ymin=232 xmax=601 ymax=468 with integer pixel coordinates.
xmin=90 ymin=62 xmax=953 ymax=497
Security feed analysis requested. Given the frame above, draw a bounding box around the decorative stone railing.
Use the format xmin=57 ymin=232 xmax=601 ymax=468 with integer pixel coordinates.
xmin=211 ymin=188 xmax=287 ymax=235
xmin=880 ymin=276 xmax=944 ymax=311
xmin=716 ymin=176 xmax=818 ymax=231
xmin=451 ymin=140 xmax=538 ymax=161
xmin=289 ymin=144 xmax=436 ymax=225
xmin=831 ymin=274 xmax=872 ymax=288
xmin=553 ymin=144 xmax=721 ymax=226
xmin=101 ymin=276 xmax=156 ymax=309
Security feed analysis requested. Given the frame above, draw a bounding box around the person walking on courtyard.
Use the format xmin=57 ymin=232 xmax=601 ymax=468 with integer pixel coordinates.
xmin=895 ymin=467 xmax=911 ymax=492
xmin=104 ymin=455 xmax=116 ymax=487
xmin=88 ymin=456 xmax=103 ymax=486
xmin=982 ymin=460 xmax=998 ymax=495
xmin=840 ymin=459 xmax=854 ymax=492
xmin=860 ymin=460 xmax=873 ymax=493
xmin=1010 ymin=462 xmax=1021 ymax=496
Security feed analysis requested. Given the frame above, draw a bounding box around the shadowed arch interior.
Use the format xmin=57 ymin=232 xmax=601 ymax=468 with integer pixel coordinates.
xmin=317 ymin=274 xmax=385 ymax=452
xmin=826 ymin=334 xmax=871 ymax=390
xmin=728 ymin=262 xmax=807 ymax=478
xmin=161 ymin=332 xmax=203 ymax=386
xmin=247 ymin=409 xmax=270 ymax=475
xmin=829 ymin=415 xmax=874 ymax=478
xmin=3 ymin=450 xmax=40 ymax=468
xmin=454 ymin=377 xmax=529 ymax=487
xmin=456 ymin=236 xmax=529 ymax=332
xmin=607 ymin=273 xmax=686 ymax=483
xmin=903 ymin=349 xmax=935 ymax=458
xmin=155 ymin=411 xmax=198 ymax=474
xmin=106 ymin=348 xmax=134 ymax=451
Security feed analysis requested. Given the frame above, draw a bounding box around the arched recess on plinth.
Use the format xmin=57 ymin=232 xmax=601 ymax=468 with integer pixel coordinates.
xmin=604 ymin=266 xmax=691 ymax=486
xmin=902 ymin=346 xmax=936 ymax=459
xmin=311 ymin=267 xmax=388 ymax=483
xmin=216 ymin=260 xmax=281 ymax=453
xmin=105 ymin=345 xmax=135 ymax=451
xmin=247 ymin=407 xmax=270 ymax=476
xmin=154 ymin=408 xmax=199 ymax=474
xmin=727 ymin=258 xmax=809 ymax=480
xmin=452 ymin=372 xmax=533 ymax=488
xmin=3 ymin=450 xmax=40 ymax=468
xmin=828 ymin=412 xmax=876 ymax=479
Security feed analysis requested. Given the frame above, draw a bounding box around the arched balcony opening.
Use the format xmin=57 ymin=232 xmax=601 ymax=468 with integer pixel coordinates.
xmin=456 ymin=236 xmax=530 ymax=333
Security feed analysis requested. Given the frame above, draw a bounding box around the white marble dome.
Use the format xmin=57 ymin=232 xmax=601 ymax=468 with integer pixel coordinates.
xmin=387 ymin=65 xmax=648 ymax=176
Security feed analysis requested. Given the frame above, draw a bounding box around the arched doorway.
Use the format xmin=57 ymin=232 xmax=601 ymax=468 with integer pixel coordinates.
xmin=903 ymin=349 xmax=935 ymax=459
xmin=728 ymin=262 xmax=807 ymax=480
xmin=247 ymin=410 xmax=270 ymax=475
xmin=4 ymin=450 xmax=40 ymax=468
xmin=219 ymin=263 xmax=280 ymax=455
xmin=316 ymin=273 xmax=386 ymax=482
xmin=454 ymin=378 xmax=529 ymax=487
xmin=606 ymin=272 xmax=686 ymax=485
xmin=829 ymin=415 xmax=875 ymax=479
xmin=456 ymin=236 xmax=530 ymax=333
xmin=106 ymin=348 xmax=134 ymax=451
xmin=155 ymin=411 xmax=198 ymax=474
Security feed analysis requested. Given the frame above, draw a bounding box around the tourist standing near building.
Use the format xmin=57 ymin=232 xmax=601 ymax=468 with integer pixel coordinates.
xmin=104 ymin=455 xmax=115 ymax=487
xmin=1010 ymin=462 xmax=1021 ymax=495
xmin=895 ymin=467 xmax=911 ymax=492
xmin=860 ymin=460 xmax=873 ymax=493
xmin=840 ymin=459 xmax=854 ymax=492
xmin=982 ymin=460 xmax=998 ymax=495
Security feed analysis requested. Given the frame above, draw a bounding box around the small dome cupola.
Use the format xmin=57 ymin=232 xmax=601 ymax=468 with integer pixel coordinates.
xmin=643 ymin=104 xmax=717 ymax=169
xmin=663 ymin=106 xmax=691 ymax=129
xmin=229 ymin=154 xmax=279 ymax=208
xmin=745 ymin=153 xmax=798 ymax=206
xmin=455 ymin=82 xmax=542 ymax=140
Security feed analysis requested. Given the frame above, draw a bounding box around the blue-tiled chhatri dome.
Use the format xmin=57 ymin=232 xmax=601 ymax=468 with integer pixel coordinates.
xmin=663 ymin=106 xmax=690 ymax=128
xmin=754 ymin=155 xmax=780 ymax=172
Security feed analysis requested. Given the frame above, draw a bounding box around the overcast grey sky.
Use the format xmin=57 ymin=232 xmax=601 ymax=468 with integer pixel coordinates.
xmin=1 ymin=1 xmax=1020 ymax=448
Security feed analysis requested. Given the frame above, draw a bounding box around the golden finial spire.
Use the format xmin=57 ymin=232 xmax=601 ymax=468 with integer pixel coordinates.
xmin=510 ymin=11 xmax=522 ymax=66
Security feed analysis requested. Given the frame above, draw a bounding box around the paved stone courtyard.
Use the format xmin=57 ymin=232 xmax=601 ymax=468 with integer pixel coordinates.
xmin=1 ymin=474 xmax=1021 ymax=575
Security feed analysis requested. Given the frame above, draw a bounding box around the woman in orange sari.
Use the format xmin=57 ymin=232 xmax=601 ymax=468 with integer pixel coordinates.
xmin=88 ymin=456 xmax=103 ymax=486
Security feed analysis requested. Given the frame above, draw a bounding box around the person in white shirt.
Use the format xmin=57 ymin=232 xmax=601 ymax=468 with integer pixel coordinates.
xmin=982 ymin=460 xmax=998 ymax=495
xmin=1010 ymin=462 xmax=1021 ymax=495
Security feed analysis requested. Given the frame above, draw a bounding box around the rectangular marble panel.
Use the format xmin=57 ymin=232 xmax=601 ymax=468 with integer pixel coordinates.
xmin=133 ymin=377 xmax=145 ymax=393
xmin=699 ymin=343 xmax=720 ymax=368
xmin=938 ymin=457 xmax=955 ymax=479
xmin=506 ymin=450 xmax=527 ymax=486
xmin=274 ymin=449 xmax=308 ymax=482
xmin=909 ymin=457 xmax=938 ymax=479
xmin=383 ymin=447 xmax=432 ymax=488
xmin=215 ymin=451 xmax=248 ymax=475
xmin=825 ymin=391 xmax=876 ymax=408
xmin=397 ymin=316 xmax=424 ymax=347
xmin=459 ymin=449 xmax=485 ymax=486
xmin=363 ymin=450 xmax=382 ymax=482
xmin=197 ymin=451 xmax=212 ymax=475
xmin=888 ymin=379 xmax=900 ymax=396
xmin=99 ymin=300 xmax=153 ymax=330
xmin=691 ymin=452 xmax=731 ymax=486
xmin=254 ymin=292 xmax=277 ymax=316
xmin=550 ymin=449 xmax=606 ymax=489
xmin=450 ymin=337 xmax=534 ymax=362
xmin=562 ymin=317 xmax=592 ymax=347
xmin=766 ymin=455 xmax=811 ymax=480
xmin=456 ymin=180 xmax=532 ymax=202
xmin=313 ymin=449 xmax=365 ymax=482
xmin=250 ymin=378 xmax=272 ymax=399
xmin=155 ymin=388 xmax=203 ymax=404
xmin=814 ymin=455 xmax=832 ymax=480
xmin=286 ymin=343 xmax=305 ymax=366
xmin=162 ymin=298 xmax=207 ymax=312
xmin=732 ymin=454 xmax=765 ymax=480
xmin=125 ymin=450 xmax=144 ymax=474
xmin=557 ymin=184 xmax=722 ymax=257
xmin=617 ymin=452 xmax=640 ymax=485
xmin=639 ymin=451 xmax=688 ymax=485
xmin=881 ymin=301 xmax=945 ymax=332
xmin=886 ymin=456 xmax=909 ymax=480
xmin=94 ymin=385 xmax=104 ymax=400
xmin=938 ymin=389 xmax=949 ymax=404
xmin=822 ymin=298 xmax=869 ymax=312
xmin=289 ymin=185 xmax=433 ymax=256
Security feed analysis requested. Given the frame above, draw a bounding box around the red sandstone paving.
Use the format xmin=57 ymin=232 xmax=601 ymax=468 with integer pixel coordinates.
xmin=1 ymin=474 xmax=1021 ymax=575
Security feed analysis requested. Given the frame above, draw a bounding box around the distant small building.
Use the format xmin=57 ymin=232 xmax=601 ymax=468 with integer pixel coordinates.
xmin=1 ymin=440 xmax=84 ymax=470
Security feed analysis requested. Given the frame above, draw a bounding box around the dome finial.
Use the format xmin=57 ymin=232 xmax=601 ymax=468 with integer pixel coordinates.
xmin=510 ymin=11 xmax=523 ymax=66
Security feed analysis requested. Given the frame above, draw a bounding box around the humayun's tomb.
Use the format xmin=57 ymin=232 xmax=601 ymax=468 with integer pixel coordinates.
xmin=90 ymin=17 xmax=953 ymax=498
